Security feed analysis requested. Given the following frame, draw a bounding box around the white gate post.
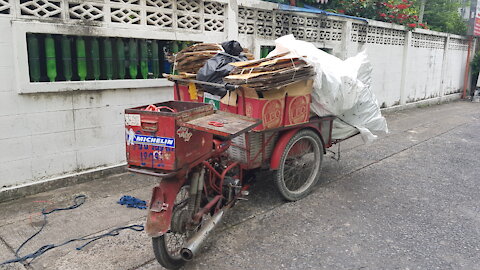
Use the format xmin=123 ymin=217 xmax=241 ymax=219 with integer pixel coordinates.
xmin=440 ymin=34 xmax=450 ymax=98
xmin=399 ymin=30 xmax=411 ymax=105
xmin=227 ymin=0 xmax=239 ymax=41
xmin=340 ymin=20 xmax=352 ymax=60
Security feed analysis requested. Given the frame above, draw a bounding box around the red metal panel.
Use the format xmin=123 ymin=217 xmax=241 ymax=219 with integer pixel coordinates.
xmin=269 ymin=117 xmax=335 ymax=170
xmin=145 ymin=175 xmax=186 ymax=237
xmin=269 ymin=128 xmax=299 ymax=170
xmin=174 ymin=83 xmax=195 ymax=102
xmin=125 ymin=101 xmax=213 ymax=172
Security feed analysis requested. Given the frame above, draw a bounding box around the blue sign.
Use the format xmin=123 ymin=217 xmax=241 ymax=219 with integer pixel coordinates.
xmin=133 ymin=135 xmax=175 ymax=148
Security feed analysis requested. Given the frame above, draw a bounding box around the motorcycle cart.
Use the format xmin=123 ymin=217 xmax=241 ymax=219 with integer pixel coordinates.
xmin=125 ymin=79 xmax=343 ymax=269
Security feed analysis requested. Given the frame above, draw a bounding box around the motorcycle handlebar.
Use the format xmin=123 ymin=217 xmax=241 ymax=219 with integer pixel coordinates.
xmin=170 ymin=78 xmax=239 ymax=91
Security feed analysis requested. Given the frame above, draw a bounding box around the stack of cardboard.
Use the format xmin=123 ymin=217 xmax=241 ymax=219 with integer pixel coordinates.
xmin=224 ymin=53 xmax=315 ymax=91
xmin=169 ymin=43 xmax=254 ymax=74
xmin=171 ymin=43 xmax=224 ymax=74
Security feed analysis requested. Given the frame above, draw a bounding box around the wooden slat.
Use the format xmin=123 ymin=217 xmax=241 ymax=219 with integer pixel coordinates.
xmin=180 ymin=111 xmax=261 ymax=139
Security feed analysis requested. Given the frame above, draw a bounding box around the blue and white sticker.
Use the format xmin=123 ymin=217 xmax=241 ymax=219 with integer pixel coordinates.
xmin=126 ymin=128 xmax=175 ymax=148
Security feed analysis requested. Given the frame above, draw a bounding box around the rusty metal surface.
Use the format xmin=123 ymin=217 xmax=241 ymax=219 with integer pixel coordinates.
xmin=180 ymin=111 xmax=261 ymax=139
xmin=145 ymin=174 xmax=186 ymax=237
xmin=125 ymin=101 xmax=214 ymax=172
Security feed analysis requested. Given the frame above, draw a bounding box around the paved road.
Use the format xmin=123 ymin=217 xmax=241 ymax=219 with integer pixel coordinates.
xmin=1 ymin=100 xmax=479 ymax=270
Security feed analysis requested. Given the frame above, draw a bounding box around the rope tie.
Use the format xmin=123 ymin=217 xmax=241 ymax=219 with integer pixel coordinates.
xmin=290 ymin=57 xmax=297 ymax=81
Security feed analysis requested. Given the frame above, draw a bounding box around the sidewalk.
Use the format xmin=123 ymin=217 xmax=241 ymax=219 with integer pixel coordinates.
xmin=1 ymin=100 xmax=480 ymax=270
xmin=0 ymin=173 xmax=155 ymax=270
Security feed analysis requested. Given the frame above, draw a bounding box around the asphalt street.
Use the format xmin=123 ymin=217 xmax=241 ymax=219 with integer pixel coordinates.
xmin=1 ymin=100 xmax=479 ymax=270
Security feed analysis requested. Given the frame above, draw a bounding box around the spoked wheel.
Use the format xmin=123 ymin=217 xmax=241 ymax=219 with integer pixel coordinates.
xmin=274 ymin=129 xmax=324 ymax=201
xmin=152 ymin=186 xmax=196 ymax=270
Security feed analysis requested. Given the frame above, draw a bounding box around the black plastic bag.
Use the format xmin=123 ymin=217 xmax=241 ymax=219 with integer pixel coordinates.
xmin=196 ymin=40 xmax=248 ymax=97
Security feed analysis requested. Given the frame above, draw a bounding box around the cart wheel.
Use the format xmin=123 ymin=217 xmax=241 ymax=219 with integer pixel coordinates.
xmin=274 ymin=129 xmax=323 ymax=201
xmin=152 ymin=186 xmax=194 ymax=270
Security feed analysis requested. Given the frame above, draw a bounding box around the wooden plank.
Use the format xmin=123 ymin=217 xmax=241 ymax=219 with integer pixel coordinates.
xmin=180 ymin=111 xmax=261 ymax=139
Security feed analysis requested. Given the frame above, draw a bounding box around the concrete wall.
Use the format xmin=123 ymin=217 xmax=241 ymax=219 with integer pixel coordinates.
xmin=355 ymin=39 xmax=405 ymax=107
xmin=0 ymin=18 xmax=173 ymax=188
xmin=0 ymin=0 xmax=471 ymax=190
xmin=236 ymin=5 xmax=469 ymax=108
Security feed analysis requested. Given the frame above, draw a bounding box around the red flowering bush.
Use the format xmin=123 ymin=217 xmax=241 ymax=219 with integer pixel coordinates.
xmin=333 ymin=0 xmax=428 ymax=30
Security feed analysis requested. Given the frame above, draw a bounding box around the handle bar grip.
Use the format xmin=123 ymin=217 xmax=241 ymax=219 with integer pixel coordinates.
xmin=225 ymin=84 xmax=238 ymax=91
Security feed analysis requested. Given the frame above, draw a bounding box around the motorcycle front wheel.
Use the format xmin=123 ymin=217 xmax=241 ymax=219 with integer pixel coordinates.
xmin=152 ymin=186 xmax=196 ymax=270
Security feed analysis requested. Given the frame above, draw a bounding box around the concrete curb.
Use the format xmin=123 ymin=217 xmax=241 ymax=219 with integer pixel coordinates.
xmin=381 ymin=93 xmax=462 ymax=113
xmin=0 ymin=164 xmax=127 ymax=203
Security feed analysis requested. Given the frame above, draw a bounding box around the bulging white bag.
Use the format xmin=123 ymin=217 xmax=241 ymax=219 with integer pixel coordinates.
xmin=268 ymin=35 xmax=388 ymax=143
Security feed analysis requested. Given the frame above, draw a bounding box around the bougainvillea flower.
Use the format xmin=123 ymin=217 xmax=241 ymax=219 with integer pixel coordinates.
xmin=407 ymin=23 xmax=417 ymax=27
xmin=397 ymin=4 xmax=408 ymax=9
xmin=379 ymin=13 xmax=387 ymax=17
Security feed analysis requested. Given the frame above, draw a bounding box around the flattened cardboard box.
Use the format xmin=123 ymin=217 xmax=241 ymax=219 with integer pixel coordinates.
xmin=283 ymin=79 xmax=313 ymax=126
xmin=237 ymin=87 xmax=286 ymax=132
xmin=220 ymin=79 xmax=313 ymax=131
xmin=220 ymin=91 xmax=238 ymax=114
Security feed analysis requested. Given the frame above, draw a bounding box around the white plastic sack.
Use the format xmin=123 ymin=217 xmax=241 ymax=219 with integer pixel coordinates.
xmin=267 ymin=35 xmax=388 ymax=143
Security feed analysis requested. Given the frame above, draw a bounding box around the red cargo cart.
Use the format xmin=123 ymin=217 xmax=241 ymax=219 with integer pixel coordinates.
xmin=125 ymin=79 xmax=346 ymax=270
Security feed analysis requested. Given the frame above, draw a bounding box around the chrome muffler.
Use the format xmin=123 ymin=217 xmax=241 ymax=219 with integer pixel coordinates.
xmin=180 ymin=209 xmax=225 ymax=261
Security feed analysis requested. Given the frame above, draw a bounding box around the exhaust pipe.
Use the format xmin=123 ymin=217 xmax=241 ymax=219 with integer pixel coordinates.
xmin=181 ymin=209 xmax=225 ymax=261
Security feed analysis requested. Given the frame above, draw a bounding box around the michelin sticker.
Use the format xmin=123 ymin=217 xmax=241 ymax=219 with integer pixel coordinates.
xmin=126 ymin=128 xmax=175 ymax=148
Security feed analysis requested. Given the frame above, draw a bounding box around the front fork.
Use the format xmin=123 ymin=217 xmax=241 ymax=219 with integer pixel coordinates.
xmin=188 ymin=168 xmax=205 ymax=219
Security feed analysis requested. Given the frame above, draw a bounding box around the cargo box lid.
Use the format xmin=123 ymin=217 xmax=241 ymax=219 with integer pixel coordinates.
xmin=180 ymin=111 xmax=261 ymax=139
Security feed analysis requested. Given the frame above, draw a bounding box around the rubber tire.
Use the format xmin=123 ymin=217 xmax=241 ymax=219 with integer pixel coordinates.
xmin=274 ymin=129 xmax=323 ymax=201
xmin=152 ymin=235 xmax=185 ymax=270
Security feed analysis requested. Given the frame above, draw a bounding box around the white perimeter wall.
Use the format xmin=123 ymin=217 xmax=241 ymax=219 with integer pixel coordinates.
xmin=343 ymin=22 xmax=468 ymax=108
xmin=0 ymin=0 xmax=471 ymax=189
xmin=0 ymin=16 xmax=173 ymax=187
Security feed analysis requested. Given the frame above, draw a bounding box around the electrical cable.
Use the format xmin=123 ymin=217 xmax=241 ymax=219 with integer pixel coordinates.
xmin=0 ymin=195 xmax=144 ymax=266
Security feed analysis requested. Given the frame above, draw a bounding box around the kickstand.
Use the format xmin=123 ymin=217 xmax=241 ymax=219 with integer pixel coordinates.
xmin=327 ymin=142 xmax=341 ymax=162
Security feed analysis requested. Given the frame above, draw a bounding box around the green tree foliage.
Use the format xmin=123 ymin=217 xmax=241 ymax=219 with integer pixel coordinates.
xmin=319 ymin=0 xmax=426 ymax=29
xmin=471 ymin=52 xmax=480 ymax=86
xmin=313 ymin=0 xmax=467 ymax=34
xmin=423 ymin=0 xmax=467 ymax=35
